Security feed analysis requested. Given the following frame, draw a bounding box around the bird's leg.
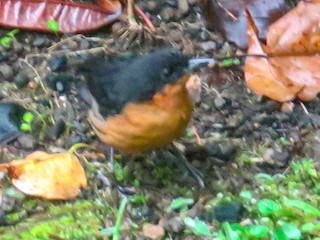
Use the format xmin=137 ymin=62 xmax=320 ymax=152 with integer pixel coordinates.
xmin=110 ymin=146 xmax=115 ymax=169
xmin=170 ymin=144 xmax=205 ymax=188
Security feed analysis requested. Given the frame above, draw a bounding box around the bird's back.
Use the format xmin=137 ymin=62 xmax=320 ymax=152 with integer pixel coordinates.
xmin=77 ymin=48 xmax=189 ymax=115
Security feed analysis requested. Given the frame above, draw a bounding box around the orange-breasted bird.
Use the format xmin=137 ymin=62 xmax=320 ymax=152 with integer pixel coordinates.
xmin=76 ymin=48 xmax=215 ymax=153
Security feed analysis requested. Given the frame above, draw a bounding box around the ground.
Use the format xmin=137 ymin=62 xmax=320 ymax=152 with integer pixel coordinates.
xmin=0 ymin=0 xmax=319 ymax=239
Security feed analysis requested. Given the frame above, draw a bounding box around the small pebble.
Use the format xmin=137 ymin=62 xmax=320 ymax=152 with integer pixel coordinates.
xmin=48 ymin=118 xmax=66 ymax=140
xmin=263 ymin=147 xmax=290 ymax=167
xmin=0 ymin=54 xmax=9 ymax=63
xmin=163 ymin=216 xmax=184 ymax=233
xmin=32 ymin=36 xmax=46 ymax=47
xmin=214 ymin=96 xmax=226 ymax=109
xmin=281 ymin=101 xmax=294 ymax=112
xmin=205 ymin=141 xmax=237 ymax=161
xmin=45 ymin=73 xmax=73 ymax=93
xmin=66 ymin=134 xmax=82 ymax=147
xmin=143 ymin=224 xmax=165 ymax=240
xmin=112 ymin=22 xmax=123 ymax=33
xmin=13 ymin=41 xmax=23 ymax=54
xmin=200 ymin=41 xmax=217 ymax=51
xmin=160 ymin=7 xmax=175 ymax=21
xmin=178 ymin=0 xmax=189 ymax=15
xmin=79 ymin=39 xmax=90 ymax=50
xmin=17 ymin=134 xmax=35 ymax=149
xmin=14 ymin=72 xmax=29 ymax=88
xmin=48 ymin=56 xmax=67 ymax=72
xmin=66 ymin=40 xmax=78 ymax=51
xmin=145 ymin=1 xmax=158 ymax=12
xmin=214 ymin=202 xmax=244 ymax=223
xmin=0 ymin=63 xmax=13 ymax=79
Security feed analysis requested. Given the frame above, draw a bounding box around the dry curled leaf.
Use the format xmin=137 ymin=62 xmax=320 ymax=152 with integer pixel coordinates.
xmin=267 ymin=0 xmax=320 ymax=55
xmin=0 ymin=151 xmax=87 ymax=200
xmin=244 ymin=0 xmax=320 ymax=102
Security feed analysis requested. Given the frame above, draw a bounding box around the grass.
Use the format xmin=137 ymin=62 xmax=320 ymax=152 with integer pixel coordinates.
xmin=174 ymin=158 xmax=320 ymax=239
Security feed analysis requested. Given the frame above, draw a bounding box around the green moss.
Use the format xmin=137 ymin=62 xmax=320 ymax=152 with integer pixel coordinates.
xmin=0 ymin=200 xmax=112 ymax=240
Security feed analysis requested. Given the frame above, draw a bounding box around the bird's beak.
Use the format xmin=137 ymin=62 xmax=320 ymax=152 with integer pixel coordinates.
xmin=188 ymin=58 xmax=216 ymax=70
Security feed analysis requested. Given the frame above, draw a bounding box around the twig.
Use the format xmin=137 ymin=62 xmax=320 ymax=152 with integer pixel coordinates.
xmin=299 ymin=101 xmax=310 ymax=116
xmin=20 ymin=59 xmax=48 ymax=94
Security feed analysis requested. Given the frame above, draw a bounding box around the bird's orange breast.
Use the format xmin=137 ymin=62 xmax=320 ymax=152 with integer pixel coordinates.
xmin=88 ymin=74 xmax=193 ymax=153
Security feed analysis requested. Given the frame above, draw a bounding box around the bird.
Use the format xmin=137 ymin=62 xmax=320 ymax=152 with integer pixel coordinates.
xmin=73 ymin=48 xmax=218 ymax=187
xmin=76 ymin=48 xmax=214 ymax=153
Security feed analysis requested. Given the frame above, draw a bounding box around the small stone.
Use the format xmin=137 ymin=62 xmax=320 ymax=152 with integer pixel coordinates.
xmin=79 ymin=39 xmax=90 ymax=50
xmin=163 ymin=216 xmax=184 ymax=233
xmin=32 ymin=36 xmax=46 ymax=47
xmin=66 ymin=40 xmax=78 ymax=51
xmin=66 ymin=134 xmax=82 ymax=147
xmin=48 ymin=56 xmax=67 ymax=72
xmin=214 ymin=202 xmax=244 ymax=223
xmin=288 ymin=129 xmax=300 ymax=143
xmin=145 ymin=1 xmax=158 ymax=12
xmin=200 ymin=41 xmax=217 ymax=52
xmin=160 ymin=7 xmax=175 ymax=21
xmin=214 ymin=97 xmax=226 ymax=109
xmin=48 ymin=118 xmax=66 ymax=140
xmin=112 ymin=22 xmax=123 ymax=33
xmin=281 ymin=101 xmax=294 ymax=112
xmin=14 ymin=72 xmax=29 ymax=88
xmin=28 ymin=81 xmax=38 ymax=89
xmin=45 ymin=73 xmax=73 ymax=93
xmin=227 ymin=111 xmax=244 ymax=128
xmin=142 ymin=224 xmax=165 ymax=240
xmin=263 ymin=147 xmax=290 ymax=167
xmin=205 ymin=141 xmax=237 ymax=161
xmin=0 ymin=54 xmax=9 ymax=63
xmin=17 ymin=134 xmax=35 ymax=150
xmin=0 ymin=63 xmax=13 ymax=79
xmin=13 ymin=41 xmax=23 ymax=54
xmin=178 ymin=0 xmax=189 ymax=15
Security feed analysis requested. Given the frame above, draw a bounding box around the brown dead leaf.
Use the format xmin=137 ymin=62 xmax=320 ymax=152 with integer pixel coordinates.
xmin=244 ymin=11 xmax=297 ymax=102
xmin=0 ymin=151 xmax=87 ymax=200
xmin=267 ymin=0 xmax=320 ymax=55
xmin=244 ymin=2 xmax=320 ymax=102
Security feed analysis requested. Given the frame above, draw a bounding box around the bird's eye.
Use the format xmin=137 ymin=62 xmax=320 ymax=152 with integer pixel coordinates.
xmin=161 ymin=68 xmax=169 ymax=77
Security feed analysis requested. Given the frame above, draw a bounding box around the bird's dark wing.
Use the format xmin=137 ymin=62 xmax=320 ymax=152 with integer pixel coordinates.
xmin=77 ymin=48 xmax=189 ymax=115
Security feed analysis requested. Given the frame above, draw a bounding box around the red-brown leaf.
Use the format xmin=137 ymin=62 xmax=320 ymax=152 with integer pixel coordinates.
xmin=0 ymin=0 xmax=122 ymax=33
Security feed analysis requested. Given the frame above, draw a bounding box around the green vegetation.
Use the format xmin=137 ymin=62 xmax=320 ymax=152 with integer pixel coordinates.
xmin=167 ymin=159 xmax=320 ymax=239
xmin=0 ymin=200 xmax=111 ymax=239
xmin=0 ymin=29 xmax=19 ymax=48
xmin=47 ymin=20 xmax=59 ymax=33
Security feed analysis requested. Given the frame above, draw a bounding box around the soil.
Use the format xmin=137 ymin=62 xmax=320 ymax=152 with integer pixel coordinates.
xmin=0 ymin=0 xmax=318 ymax=239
